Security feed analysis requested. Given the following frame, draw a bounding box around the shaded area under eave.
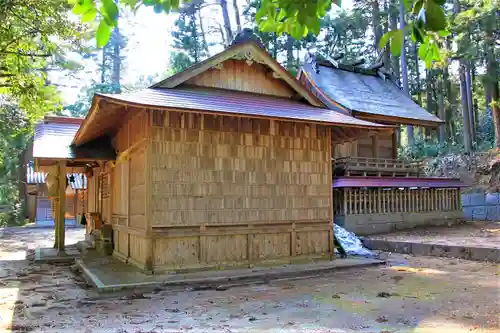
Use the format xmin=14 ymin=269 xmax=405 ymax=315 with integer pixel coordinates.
xmin=300 ymin=62 xmax=444 ymax=126
xmin=33 ymin=120 xmax=115 ymax=166
xmin=332 ymin=176 xmax=467 ymax=188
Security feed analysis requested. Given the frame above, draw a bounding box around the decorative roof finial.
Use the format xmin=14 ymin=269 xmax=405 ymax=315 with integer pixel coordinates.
xmin=304 ymin=51 xmax=320 ymax=73
xmin=230 ymin=28 xmax=265 ymax=49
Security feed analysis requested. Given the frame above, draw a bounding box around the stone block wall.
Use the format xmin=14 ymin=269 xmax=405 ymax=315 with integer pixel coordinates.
xmin=462 ymin=192 xmax=500 ymax=221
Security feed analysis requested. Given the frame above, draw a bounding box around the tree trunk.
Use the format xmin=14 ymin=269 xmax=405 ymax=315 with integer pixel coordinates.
xmin=111 ymin=28 xmax=121 ymax=92
xmin=382 ymin=0 xmax=390 ymax=69
xmin=412 ymin=42 xmax=421 ymax=106
xmin=438 ymin=72 xmax=446 ymax=146
xmin=443 ymin=38 xmax=455 ymax=140
xmin=389 ymin=0 xmax=399 ymax=79
xmin=220 ymin=0 xmax=233 ymax=45
xmin=465 ymin=64 xmax=475 ymax=143
xmin=232 ymin=0 xmax=241 ymax=34
xmin=286 ymin=34 xmax=294 ymax=72
xmin=426 ymin=69 xmax=434 ymax=141
xmin=484 ymin=13 xmax=500 ymax=148
xmin=272 ymin=33 xmax=278 ymax=59
xmin=459 ymin=65 xmax=473 ymax=153
xmin=399 ymin=0 xmax=413 ymax=147
xmin=198 ymin=11 xmax=209 ymax=54
xmin=372 ymin=0 xmax=382 ymax=57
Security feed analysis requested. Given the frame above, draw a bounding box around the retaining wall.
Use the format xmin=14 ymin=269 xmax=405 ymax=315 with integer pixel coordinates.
xmin=462 ymin=192 xmax=500 ymax=221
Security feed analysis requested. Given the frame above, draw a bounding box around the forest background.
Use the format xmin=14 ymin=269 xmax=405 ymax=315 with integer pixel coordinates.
xmin=0 ymin=0 xmax=498 ymax=225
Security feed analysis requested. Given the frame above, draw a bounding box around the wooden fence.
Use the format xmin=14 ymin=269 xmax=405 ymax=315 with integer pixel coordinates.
xmin=333 ymin=187 xmax=462 ymax=216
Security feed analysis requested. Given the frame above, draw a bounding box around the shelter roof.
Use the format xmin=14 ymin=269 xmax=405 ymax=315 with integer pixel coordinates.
xmin=332 ymin=176 xmax=466 ymax=188
xmin=299 ymin=61 xmax=444 ymax=126
xmin=33 ymin=116 xmax=115 ymax=161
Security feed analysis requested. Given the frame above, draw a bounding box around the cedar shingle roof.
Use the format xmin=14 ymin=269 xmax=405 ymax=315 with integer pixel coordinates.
xmin=99 ymin=87 xmax=389 ymax=129
xmin=300 ymin=62 xmax=443 ymax=125
xmin=33 ymin=118 xmax=115 ymax=160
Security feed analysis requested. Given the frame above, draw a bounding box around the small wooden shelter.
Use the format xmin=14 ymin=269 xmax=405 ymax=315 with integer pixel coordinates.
xmin=33 ymin=37 xmax=390 ymax=271
xmin=26 ymin=163 xmax=85 ymax=226
xmin=298 ymin=57 xmax=465 ymax=235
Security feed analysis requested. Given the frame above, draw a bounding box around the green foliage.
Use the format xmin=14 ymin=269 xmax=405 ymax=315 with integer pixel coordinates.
xmin=1 ymin=0 xmax=84 ymax=120
xmin=169 ymin=6 xmax=208 ymax=74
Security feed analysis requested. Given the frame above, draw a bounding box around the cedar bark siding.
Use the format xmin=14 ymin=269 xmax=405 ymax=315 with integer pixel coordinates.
xmin=148 ymin=110 xmax=333 ymax=271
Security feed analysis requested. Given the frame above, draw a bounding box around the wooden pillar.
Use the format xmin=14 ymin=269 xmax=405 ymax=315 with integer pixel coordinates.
xmin=56 ymin=161 xmax=66 ymax=251
xmin=392 ymin=129 xmax=398 ymax=159
xmin=343 ymin=189 xmax=348 ymax=215
xmin=372 ymin=135 xmax=379 ymax=158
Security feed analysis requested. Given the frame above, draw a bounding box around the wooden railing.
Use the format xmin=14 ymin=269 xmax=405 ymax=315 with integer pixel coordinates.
xmin=333 ymin=187 xmax=462 ymax=216
xmin=333 ymin=157 xmax=423 ymax=177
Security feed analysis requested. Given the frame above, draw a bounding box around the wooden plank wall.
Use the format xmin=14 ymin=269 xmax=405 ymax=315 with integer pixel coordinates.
xmin=149 ymin=110 xmax=333 ymax=271
xmin=183 ymin=59 xmax=296 ymax=98
xmin=110 ymin=110 xmax=150 ymax=267
xmin=334 ymin=131 xmax=395 ymax=159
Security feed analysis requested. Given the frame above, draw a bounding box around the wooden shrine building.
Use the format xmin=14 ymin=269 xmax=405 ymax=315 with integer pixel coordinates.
xmin=33 ymin=35 xmax=392 ymax=272
xmin=32 ymin=32 xmax=464 ymax=272
xmin=298 ymin=55 xmax=465 ymax=235
xmin=23 ymin=117 xmax=87 ymax=226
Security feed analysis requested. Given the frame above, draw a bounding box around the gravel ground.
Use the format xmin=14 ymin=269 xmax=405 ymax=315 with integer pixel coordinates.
xmin=0 ymin=227 xmax=499 ymax=333
xmin=367 ymin=221 xmax=500 ymax=249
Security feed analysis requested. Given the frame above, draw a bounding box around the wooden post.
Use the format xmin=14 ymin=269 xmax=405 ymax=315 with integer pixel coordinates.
xmin=56 ymin=161 xmax=66 ymax=251
xmin=343 ymin=189 xmax=348 ymax=215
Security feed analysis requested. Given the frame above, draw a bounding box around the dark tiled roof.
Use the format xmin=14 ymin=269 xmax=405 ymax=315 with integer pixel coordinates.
xmin=100 ymin=87 xmax=388 ymax=129
xmin=26 ymin=165 xmax=86 ymax=190
xmin=33 ymin=120 xmax=115 ymax=160
xmin=332 ymin=176 xmax=466 ymax=188
xmin=301 ymin=63 xmax=443 ymax=125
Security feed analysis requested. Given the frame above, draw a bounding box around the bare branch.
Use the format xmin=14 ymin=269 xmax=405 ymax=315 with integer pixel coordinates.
xmin=0 ymin=51 xmax=52 ymax=57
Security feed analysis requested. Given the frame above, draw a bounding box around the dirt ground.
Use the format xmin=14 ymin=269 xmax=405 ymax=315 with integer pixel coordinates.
xmin=367 ymin=222 xmax=500 ymax=249
xmin=0 ymin=227 xmax=499 ymax=333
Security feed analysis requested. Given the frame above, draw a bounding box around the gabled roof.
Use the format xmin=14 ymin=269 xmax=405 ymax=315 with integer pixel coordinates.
xmin=299 ymin=62 xmax=444 ymax=126
xmin=33 ymin=116 xmax=115 ymax=161
xmin=151 ymin=41 xmax=324 ymax=107
xmin=95 ymin=87 xmax=389 ymax=129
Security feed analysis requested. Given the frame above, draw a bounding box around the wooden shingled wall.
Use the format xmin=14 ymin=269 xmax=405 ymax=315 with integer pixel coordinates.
xmin=149 ymin=110 xmax=333 ymax=271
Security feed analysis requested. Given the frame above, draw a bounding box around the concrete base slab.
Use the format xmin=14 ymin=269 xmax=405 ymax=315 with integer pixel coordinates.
xmin=34 ymin=246 xmax=81 ymax=264
xmin=76 ymin=253 xmax=385 ymax=292
xmin=362 ymin=238 xmax=500 ymax=263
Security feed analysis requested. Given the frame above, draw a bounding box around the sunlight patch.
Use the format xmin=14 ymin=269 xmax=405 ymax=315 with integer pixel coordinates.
xmin=0 ymin=287 xmax=19 ymax=332
xmin=0 ymin=251 xmax=27 ymax=261
xmin=389 ymin=266 xmax=448 ymax=275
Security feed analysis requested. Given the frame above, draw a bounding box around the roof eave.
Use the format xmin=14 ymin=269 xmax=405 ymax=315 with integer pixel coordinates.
xmin=352 ymin=111 xmax=445 ymax=127
xmin=72 ymin=95 xmax=100 ymax=146
xmin=94 ymin=93 xmax=391 ymax=131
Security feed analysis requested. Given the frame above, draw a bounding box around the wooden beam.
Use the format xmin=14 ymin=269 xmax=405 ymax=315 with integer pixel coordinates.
xmin=56 ymin=161 xmax=66 ymax=251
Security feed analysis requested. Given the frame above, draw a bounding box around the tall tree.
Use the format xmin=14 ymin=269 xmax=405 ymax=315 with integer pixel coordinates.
xmin=459 ymin=64 xmax=473 ymax=153
xmin=389 ymin=0 xmax=400 ymax=79
xmin=170 ymin=4 xmax=208 ymax=73
xmin=437 ymin=71 xmax=446 ymax=146
xmin=233 ymin=0 xmax=242 ymax=34
xmin=399 ymin=0 xmax=413 ymax=147
xmin=482 ymin=8 xmax=499 ymax=147
xmin=220 ymin=0 xmax=233 ymax=44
